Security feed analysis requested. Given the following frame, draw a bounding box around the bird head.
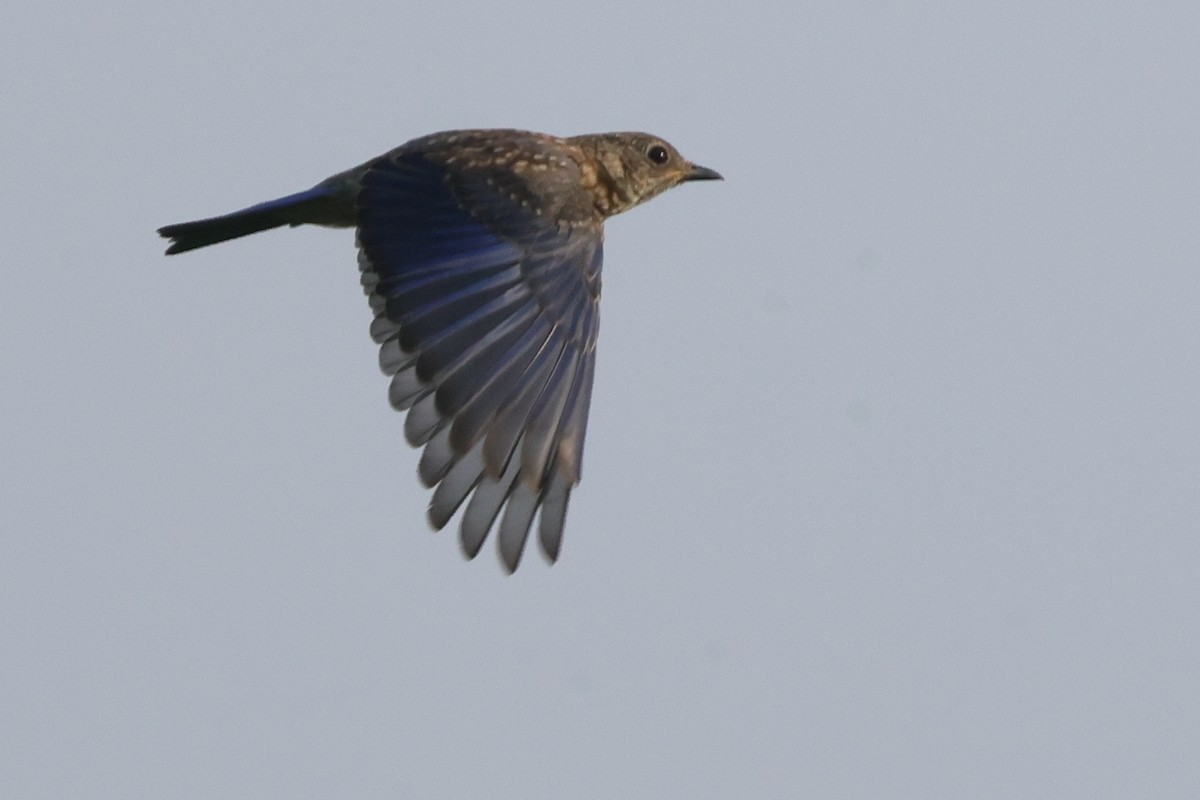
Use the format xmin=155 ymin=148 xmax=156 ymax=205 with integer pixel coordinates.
xmin=570 ymin=132 xmax=722 ymax=217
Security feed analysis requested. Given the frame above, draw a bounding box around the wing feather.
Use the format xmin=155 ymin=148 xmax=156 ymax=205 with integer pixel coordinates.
xmin=357 ymin=150 xmax=601 ymax=568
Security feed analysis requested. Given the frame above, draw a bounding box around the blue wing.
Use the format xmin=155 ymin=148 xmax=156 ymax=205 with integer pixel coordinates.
xmin=356 ymin=152 xmax=601 ymax=571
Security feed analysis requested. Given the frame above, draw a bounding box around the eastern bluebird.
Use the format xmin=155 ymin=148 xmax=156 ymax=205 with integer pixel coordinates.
xmin=158 ymin=129 xmax=721 ymax=571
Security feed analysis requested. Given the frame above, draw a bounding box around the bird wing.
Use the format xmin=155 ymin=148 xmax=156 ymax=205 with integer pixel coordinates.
xmin=356 ymin=152 xmax=601 ymax=571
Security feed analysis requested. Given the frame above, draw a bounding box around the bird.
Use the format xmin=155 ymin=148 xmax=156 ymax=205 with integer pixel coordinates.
xmin=158 ymin=128 xmax=721 ymax=571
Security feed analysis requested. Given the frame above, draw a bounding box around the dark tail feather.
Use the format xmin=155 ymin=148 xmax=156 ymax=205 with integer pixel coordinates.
xmin=158 ymin=186 xmax=333 ymax=255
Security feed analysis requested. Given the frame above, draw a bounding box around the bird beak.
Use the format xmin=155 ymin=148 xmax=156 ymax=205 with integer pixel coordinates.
xmin=684 ymin=164 xmax=723 ymax=182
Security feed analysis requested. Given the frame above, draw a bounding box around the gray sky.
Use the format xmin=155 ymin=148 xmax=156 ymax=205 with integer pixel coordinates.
xmin=3 ymin=1 xmax=1198 ymax=797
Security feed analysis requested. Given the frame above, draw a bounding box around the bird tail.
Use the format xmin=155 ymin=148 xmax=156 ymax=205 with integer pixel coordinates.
xmin=157 ymin=186 xmax=336 ymax=255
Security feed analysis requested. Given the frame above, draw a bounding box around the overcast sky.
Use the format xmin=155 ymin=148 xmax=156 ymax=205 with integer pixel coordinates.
xmin=3 ymin=2 xmax=1198 ymax=798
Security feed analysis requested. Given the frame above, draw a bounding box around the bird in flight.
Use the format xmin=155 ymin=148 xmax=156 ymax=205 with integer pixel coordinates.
xmin=159 ymin=128 xmax=721 ymax=571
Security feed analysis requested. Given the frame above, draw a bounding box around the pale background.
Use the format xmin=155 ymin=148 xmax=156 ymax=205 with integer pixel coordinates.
xmin=2 ymin=2 xmax=1198 ymax=798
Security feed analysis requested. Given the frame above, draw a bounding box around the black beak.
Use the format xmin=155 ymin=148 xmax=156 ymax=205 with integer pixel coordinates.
xmin=684 ymin=164 xmax=723 ymax=182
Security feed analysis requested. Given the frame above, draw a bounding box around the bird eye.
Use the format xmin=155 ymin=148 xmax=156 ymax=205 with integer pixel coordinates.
xmin=647 ymin=144 xmax=669 ymax=165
